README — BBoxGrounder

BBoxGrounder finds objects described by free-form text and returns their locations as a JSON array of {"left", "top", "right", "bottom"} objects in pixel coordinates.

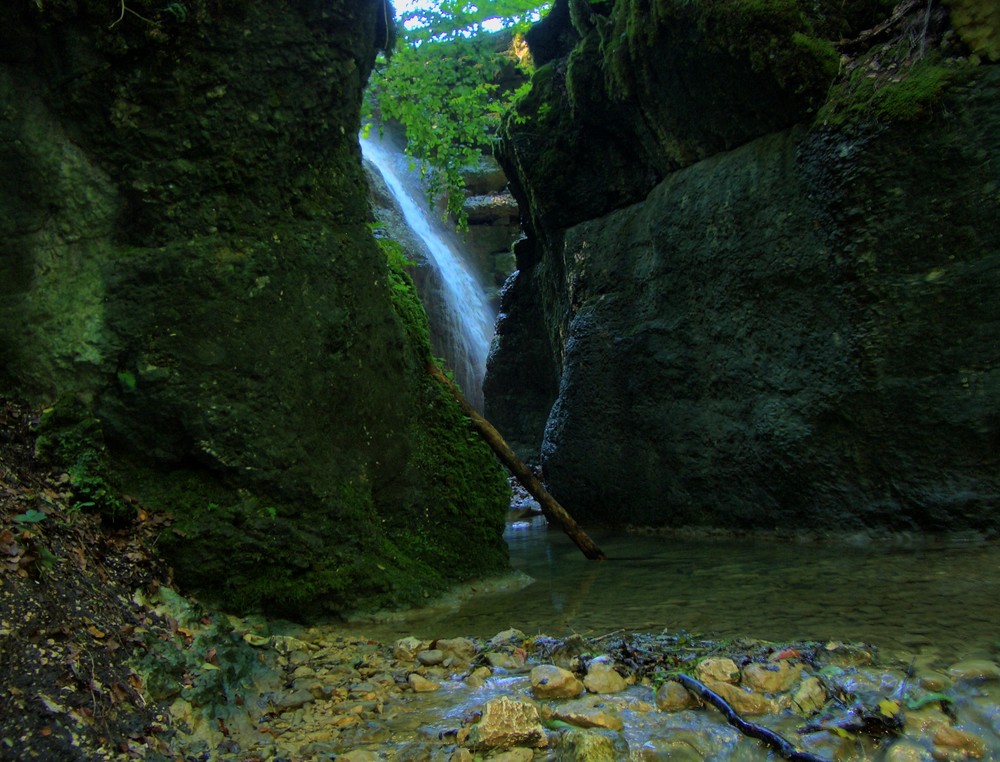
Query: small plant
[
  {"left": 33, "top": 401, "right": 136, "bottom": 525},
  {"left": 13, "top": 509, "right": 47, "bottom": 525},
  {"left": 163, "top": 2, "right": 188, "bottom": 21}
]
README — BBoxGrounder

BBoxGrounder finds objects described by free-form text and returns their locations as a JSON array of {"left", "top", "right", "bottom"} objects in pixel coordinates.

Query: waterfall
[{"left": 361, "top": 134, "right": 494, "bottom": 411}]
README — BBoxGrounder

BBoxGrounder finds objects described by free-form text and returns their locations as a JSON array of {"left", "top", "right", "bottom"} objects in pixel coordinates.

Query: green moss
[
  {"left": 817, "top": 56, "right": 970, "bottom": 128},
  {"left": 377, "top": 230, "right": 432, "bottom": 357},
  {"left": 603, "top": 0, "right": 848, "bottom": 111},
  {"left": 399, "top": 376, "right": 510, "bottom": 580},
  {"left": 789, "top": 32, "right": 841, "bottom": 86},
  {"left": 701, "top": 0, "right": 841, "bottom": 94},
  {"left": 942, "top": 0, "right": 1000, "bottom": 61},
  {"left": 380, "top": 232, "right": 510, "bottom": 588},
  {"left": 126, "top": 229, "right": 509, "bottom": 618},
  {"left": 126, "top": 462, "right": 439, "bottom": 618}
]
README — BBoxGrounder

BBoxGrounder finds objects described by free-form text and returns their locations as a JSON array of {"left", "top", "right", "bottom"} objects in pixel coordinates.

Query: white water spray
[{"left": 361, "top": 134, "right": 494, "bottom": 410}]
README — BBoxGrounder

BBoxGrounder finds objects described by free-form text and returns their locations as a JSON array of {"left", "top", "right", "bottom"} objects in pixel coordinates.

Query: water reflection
[{"left": 350, "top": 520, "right": 1000, "bottom": 661}]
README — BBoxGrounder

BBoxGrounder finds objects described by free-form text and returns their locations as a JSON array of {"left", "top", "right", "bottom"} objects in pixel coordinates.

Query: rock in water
[
  {"left": 531, "top": 665, "right": 585, "bottom": 699},
  {"left": 466, "top": 697, "right": 548, "bottom": 750}
]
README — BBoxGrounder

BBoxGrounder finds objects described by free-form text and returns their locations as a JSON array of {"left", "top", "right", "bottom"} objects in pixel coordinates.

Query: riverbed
[{"left": 161, "top": 522, "right": 1000, "bottom": 761}]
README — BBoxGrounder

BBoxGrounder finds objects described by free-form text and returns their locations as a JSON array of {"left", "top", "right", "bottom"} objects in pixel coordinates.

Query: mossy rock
[
  {"left": 817, "top": 52, "right": 974, "bottom": 129},
  {"left": 942, "top": 0, "right": 1000, "bottom": 61},
  {"left": 0, "top": 0, "right": 509, "bottom": 619},
  {"left": 92, "top": 226, "right": 509, "bottom": 618}
]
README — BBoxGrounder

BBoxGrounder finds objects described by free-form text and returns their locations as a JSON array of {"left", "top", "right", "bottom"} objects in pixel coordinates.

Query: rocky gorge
[{"left": 2, "top": 0, "right": 1000, "bottom": 759}]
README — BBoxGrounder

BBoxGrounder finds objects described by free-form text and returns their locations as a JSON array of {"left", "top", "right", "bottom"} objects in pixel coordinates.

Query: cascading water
[{"left": 361, "top": 134, "right": 494, "bottom": 410}]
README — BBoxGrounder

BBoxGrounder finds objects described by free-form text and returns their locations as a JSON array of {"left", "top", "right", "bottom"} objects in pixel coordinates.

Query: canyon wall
[
  {"left": 0, "top": 0, "right": 509, "bottom": 615},
  {"left": 487, "top": 0, "right": 1000, "bottom": 531}
]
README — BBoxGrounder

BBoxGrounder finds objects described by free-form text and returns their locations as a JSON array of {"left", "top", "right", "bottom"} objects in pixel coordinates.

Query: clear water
[
  {"left": 350, "top": 520, "right": 1000, "bottom": 662},
  {"left": 360, "top": 133, "right": 494, "bottom": 410}
]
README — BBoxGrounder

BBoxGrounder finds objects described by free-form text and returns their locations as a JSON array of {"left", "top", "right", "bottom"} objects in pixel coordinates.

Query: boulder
[{"left": 466, "top": 697, "right": 548, "bottom": 750}]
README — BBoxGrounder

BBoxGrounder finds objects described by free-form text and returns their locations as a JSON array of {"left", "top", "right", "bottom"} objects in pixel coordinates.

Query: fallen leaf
[{"left": 879, "top": 698, "right": 901, "bottom": 718}]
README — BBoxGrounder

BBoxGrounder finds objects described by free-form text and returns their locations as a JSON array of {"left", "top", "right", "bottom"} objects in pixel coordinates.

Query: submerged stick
[
  {"left": 672, "top": 673, "right": 830, "bottom": 762},
  {"left": 427, "top": 363, "right": 607, "bottom": 561}
]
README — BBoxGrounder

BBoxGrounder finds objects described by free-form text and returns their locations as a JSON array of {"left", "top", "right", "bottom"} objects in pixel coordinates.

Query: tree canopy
[{"left": 366, "top": 1, "right": 550, "bottom": 224}]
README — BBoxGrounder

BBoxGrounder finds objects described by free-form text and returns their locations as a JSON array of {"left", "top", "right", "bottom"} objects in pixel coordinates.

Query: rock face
[
  {"left": 0, "top": 0, "right": 509, "bottom": 615},
  {"left": 487, "top": 0, "right": 1000, "bottom": 530}
]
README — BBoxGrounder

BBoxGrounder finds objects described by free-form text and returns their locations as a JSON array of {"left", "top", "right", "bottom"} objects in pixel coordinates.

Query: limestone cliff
[
  {"left": 488, "top": 0, "right": 1000, "bottom": 531},
  {"left": 0, "top": 0, "right": 509, "bottom": 616}
]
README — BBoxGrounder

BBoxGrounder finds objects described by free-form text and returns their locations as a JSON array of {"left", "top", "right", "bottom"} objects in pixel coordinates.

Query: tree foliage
[{"left": 366, "top": 1, "right": 550, "bottom": 224}]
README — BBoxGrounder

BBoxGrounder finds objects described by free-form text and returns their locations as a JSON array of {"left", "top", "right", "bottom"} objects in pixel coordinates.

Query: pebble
[
  {"left": 885, "top": 739, "right": 935, "bottom": 761},
  {"left": 407, "top": 673, "right": 441, "bottom": 692},
  {"left": 790, "top": 676, "right": 826, "bottom": 714},
  {"left": 696, "top": 657, "right": 740, "bottom": 684},
  {"left": 393, "top": 636, "right": 427, "bottom": 660},
  {"left": 417, "top": 648, "right": 445, "bottom": 666},
  {"left": 742, "top": 660, "right": 803, "bottom": 693},
  {"left": 437, "top": 637, "right": 477, "bottom": 664},
  {"left": 547, "top": 696, "right": 624, "bottom": 731},
  {"left": 489, "top": 748, "right": 535, "bottom": 762},
  {"left": 336, "top": 751, "right": 381, "bottom": 762},
  {"left": 271, "top": 689, "right": 314, "bottom": 710},
  {"left": 556, "top": 727, "right": 628, "bottom": 762},
  {"left": 160, "top": 626, "right": 1000, "bottom": 762},
  {"left": 946, "top": 660, "right": 1000, "bottom": 684},
  {"left": 654, "top": 680, "right": 699, "bottom": 712},
  {"left": 583, "top": 657, "right": 627, "bottom": 694},
  {"left": 932, "top": 724, "right": 988, "bottom": 760},
  {"left": 702, "top": 680, "right": 777, "bottom": 715},
  {"left": 466, "top": 696, "right": 548, "bottom": 750},
  {"left": 487, "top": 651, "right": 524, "bottom": 670},
  {"left": 634, "top": 738, "right": 702, "bottom": 761}
]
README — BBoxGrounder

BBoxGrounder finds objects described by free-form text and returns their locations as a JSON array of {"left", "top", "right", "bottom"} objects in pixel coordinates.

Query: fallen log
[
  {"left": 427, "top": 363, "right": 607, "bottom": 561},
  {"left": 672, "top": 673, "right": 830, "bottom": 762}
]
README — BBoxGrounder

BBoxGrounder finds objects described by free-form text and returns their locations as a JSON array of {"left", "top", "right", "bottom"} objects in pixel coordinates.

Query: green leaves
[
  {"left": 13, "top": 509, "right": 47, "bottom": 524},
  {"left": 399, "top": 0, "right": 547, "bottom": 42},
  {"left": 367, "top": 1, "right": 549, "bottom": 225}
]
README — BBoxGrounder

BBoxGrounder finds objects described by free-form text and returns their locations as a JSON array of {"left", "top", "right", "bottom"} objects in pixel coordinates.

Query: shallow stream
[
  {"left": 166, "top": 523, "right": 1000, "bottom": 761},
  {"left": 347, "top": 521, "right": 1000, "bottom": 661}
]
